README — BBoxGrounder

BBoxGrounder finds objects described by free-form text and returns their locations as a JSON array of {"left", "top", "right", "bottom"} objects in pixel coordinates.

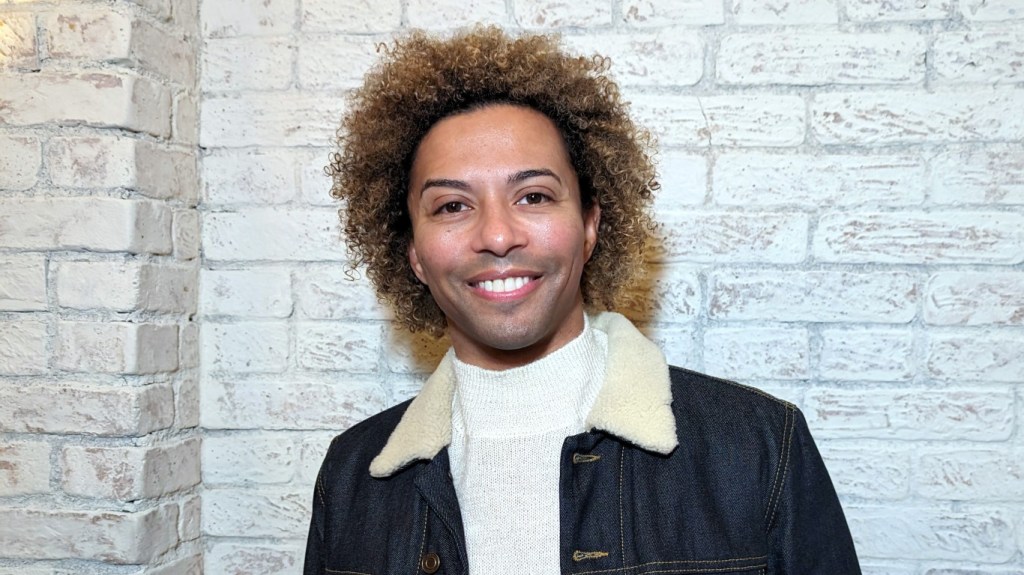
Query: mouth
[{"left": 470, "top": 276, "right": 535, "bottom": 293}]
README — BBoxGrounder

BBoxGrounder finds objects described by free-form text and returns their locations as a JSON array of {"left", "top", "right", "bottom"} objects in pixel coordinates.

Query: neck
[{"left": 449, "top": 306, "right": 587, "bottom": 370}]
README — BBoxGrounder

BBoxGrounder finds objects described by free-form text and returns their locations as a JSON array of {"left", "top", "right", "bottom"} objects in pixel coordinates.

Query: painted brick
[
  {"left": 0, "top": 253, "right": 46, "bottom": 311},
  {"left": 302, "top": 0, "right": 401, "bottom": 32},
  {"left": 174, "top": 90, "right": 200, "bottom": 146},
  {"left": 632, "top": 94, "right": 805, "bottom": 147},
  {"left": 714, "top": 153, "right": 925, "bottom": 207},
  {"left": 174, "top": 208, "right": 201, "bottom": 260},
  {"left": 203, "top": 209, "right": 346, "bottom": 261},
  {"left": 202, "top": 433, "right": 296, "bottom": 484},
  {"left": 922, "top": 568, "right": 1024, "bottom": 575},
  {"left": 0, "top": 503, "right": 178, "bottom": 563},
  {"left": 203, "top": 37, "right": 293, "bottom": 92},
  {"left": 55, "top": 322, "right": 178, "bottom": 374},
  {"left": 654, "top": 151, "right": 706, "bottom": 210},
  {"left": 813, "top": 90, "right": 1024, "bottom": 144},
  {"left": 48, "top": 137, "right": 197, "bottom": 200},
  {"left": 927, "top": 331, "right": 1024, "bottom": 383},
  {"left": 719, "top": 33, "right": 924, "bottom": 85},
  {"left": 383, "top": 327, "right": 451, "bottom": 374},
  {"left": 61, "top": 438, "right": 201, "bottom": 500},
  {"left": 0, "top": 442, "right": 51, "bottom": 496},
  {"left": 203, "top": 149, "right": 297, "bottom": 205},
  {"left": 0, "top": 13, "right": 37, "bottom": 69},
  {"left": 0, "top": 72, "right": 171, "bottom": 137},
  {"left": 298, "top": 431, "right": 336, "bottom": 485},
  {"left": 819, "top": 328, "right": 915, "bottom": 381},
  {"left": 565, "top": 32, "right": 703, "bottom": 86},
  {"left": 201, "top": 0, "right": 295, "bottom": 37},
  {"left": 43, "top": 9, "right": 132, "bottom": 60},
  {"left": 298, "top": 36, "right": 388, "bottom": 90},
  {"left": 845, "top": 0, "right": 951, "bottom": 21},
  {"left": 0, "top": 383, "right": 174, "bottom": 435},
  {"left": 961, "top": 0, "right": 1024, "bottom": 21},
  {"left": 296, "top": 322, "right": 382, "bottom": 372},
  {"left": 617, "top": 264, "right": 700, "bottom": 324},
  {"left": 514, "top": 0, "right": 612, "bottom": 28},
  {"left": 299, "top": 147, "right": 335, "bottom": 206},
  {"left": 0, "top": 320, "right": 47, "bottom": 375},
  {"left": 176, "top": 375, "right": 200, "bottom": 429},
  {"left": 131, "top": 19, "right": 195, "bottom": 86},
  {"left": 134, "top": 142, "right": 198, "bottom": 201},
  {"left": 925, "top": 272, "right": 1024, "bottom": 325},
  {"left": 846, "top": 504, "right": 1016, "bottom": 561},
  {"left": 814, "top": 211, "right": 1024, "bottom": 264},
  {"left": 917, "top": 449, "right": 1024, "bottom": 500},
  {"left": 56, "top": 261, "right": 196, "bottom": 313},
  {"left": 201, "top": 93, "right": 344, "bottom": 147},
  {"left": 202, "top": 487, "right": 307, "bottom": 537},
  {"left": 0, "top": 198, "right": 172, "bottom": 254},
  {"left": 709, "top": 270, "right": 918, "bottom": 323},
  {"left": 621, "top": 0, "right": 725, "bottom": 25},
  {"left": 804, "top": 388, "right": 1014, "bottom": 440},
  {"left": 145, "top": 554, "right": 202, "bottom": 575},
  {"left": 201, "top": 322, "right": 289, "bottom": 374},
  {"left": 935, "top": 29, "right": 1024, "bottom": 84},
  {"left": 201, "top": 379, "right": 389, "bottom": 430},
  {"left": 200, "top": 268, "right": 292, "bottom": 318},
  {"left": 295, "top": 266, "right": 391, "bottom": 321},
  {"left": 861, "top": 564, "right": 917, "bottom": 575},
  {"left": 131, "top": 0, "right": 172, "bottom": 20},
  {"left": 704, "top": 327, "right": 809, "bottom": 380},
  {"left": 650, "top": 212, "right": 807, "bottom": 263},
  {"left": 0, "top": 135, "right": 40, "bottom": 190},
  {"left": 391, "top": 374, "right": 428, "bottom": 404},
  {"left": 179, "top": 494, "right": 201, "bottom": 542},
  {"left": 817, "top": 442, "right": 911, "bottom": 500},
  {"left": 729, "top": 0, "right": 837, "bottom": 24},
  {"left": 407, "top": 0, "right": 507, "bottom": 28},
  {"left": 639, "top": 324, "right": 700, "bottom": 370},
  {"left": 930, "top": 145, "right": 1024, "bottom": 205},
  {"left": 205, "top": 541, "right": 302, "bottom": 575}
]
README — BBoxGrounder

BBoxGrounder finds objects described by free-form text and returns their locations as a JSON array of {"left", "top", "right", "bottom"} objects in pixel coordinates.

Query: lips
[{"left": 473, "top": 276, "right": 533, "bottom": 293}]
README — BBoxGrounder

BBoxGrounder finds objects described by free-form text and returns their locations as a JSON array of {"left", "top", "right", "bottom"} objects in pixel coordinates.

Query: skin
[{"left": 406, "top": 104, "right": 601, "bottom": 370}]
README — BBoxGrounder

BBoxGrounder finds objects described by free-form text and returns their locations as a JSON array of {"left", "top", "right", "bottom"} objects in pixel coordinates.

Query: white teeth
[{"left": 477, "top": 277, "right": 531, "bottom": 293}]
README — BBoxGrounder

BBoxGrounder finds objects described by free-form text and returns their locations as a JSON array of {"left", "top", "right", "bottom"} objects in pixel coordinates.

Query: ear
[
  {"left": 583, "top": 203, "right": 601, "bottom": 262},
  {"left": 408, "top": 240, "right": 427, "bottom": 285}
]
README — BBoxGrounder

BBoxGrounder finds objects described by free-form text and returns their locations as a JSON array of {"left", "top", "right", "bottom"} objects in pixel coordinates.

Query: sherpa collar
[{"left": 368, "top": 311, "right": 677, "bottom": 478}]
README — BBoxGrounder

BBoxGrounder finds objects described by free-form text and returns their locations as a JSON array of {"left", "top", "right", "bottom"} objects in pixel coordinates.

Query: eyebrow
[{"left": 419, "top": 169, "right": 561, "bottom": 195}]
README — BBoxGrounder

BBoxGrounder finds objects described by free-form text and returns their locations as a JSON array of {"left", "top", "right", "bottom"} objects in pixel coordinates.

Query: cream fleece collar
[{"left": 368, "top": 311, "right": 678, "bottom": 478}]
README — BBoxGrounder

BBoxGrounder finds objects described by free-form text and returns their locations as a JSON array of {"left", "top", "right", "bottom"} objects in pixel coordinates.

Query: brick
[
  {"left": 203, "top": 37, "right": 293, "bottom": 91},
  {"left": 638, "top": 324, "right": 700, "bottom": 370},
  {"left": 201, "top": 0, "right": 296, "bottom": 37},
  {"left": 818, "top": 442, "right": 911, "bottom": 500},
  {"left": 714, "top": 153, "right": 925, "bottom": 207},
  {"left": 0, "top": 442, "right": 51, "bottom": 496},
  {"left": 0, "top": 13, "right": 37, "bottom": 69},
  {"left": 61, "top": 438, "right": 200, "bottom": 500},
  {"left": 845, "top": 0, "right": 951, "bottom": 21},
  {"left": 297, "top": 36, "right": 386, "bottom": 90},
  {"left": 407, "top": 0, "right": 507, "bottom": 28},
  {"left": 176, "top": 375, "right": 200, "bottom": 429},
  {"left": 813, "top": 90, "right": 1024, "bottom": 144},
  {"left": 171, "top": 0, "right": 199, "bottom": 37},
  {"left": 709, "top": 270, "right": 917, "bottom": 323},
  {"left": 565, "top": 32, "right": 703, "bottom": 87},
  {"left": 861, "top": 564, "right": 916, "bottom": 575},
  {"left": 299, "top": 148, "right": 335, "bottom": 206},
  {"left": 917, "top": 449, "right": 1024, "bottom": 500},
  {"left": 145, "top": 554, "right": 202, "bottom": 575},
  {"left": 654, "top": 151, "right": 706, "bottom": 210},
  {"left": 391, "top": 374, "right": 428, "bottom": 404},
  {"left": 813, "top": 211, "right": 1024, "bottom": 264},
  {"left": 383, "top": 327, "right": 452, "bottom": 374},
  {"left": 962, "top": 0, "right": 1024, "bottom": 21},
  {"left": 729, "top": 0, "right": 837, "bottom": 24},
  {"left": 0, "top": 198, "right": 172, "bottom": 254},
  {"left": 43, "top": 9, "right": 131, "bottom": 60},
  {"left": 56, "top": 261, "right": 196, "bottom": 313},
  {"left": 201, "top": 379, "right": 388, "bottom": 430},
  {"left": 923, "top": 568, "right": 1024, "bottom": 575},
  {"left": 927, "top": 331, "right": 1024, "bottom": 383},
  {"left": 55, "top": 322, "right": 179, "bottom": 374},
  {"left": 650, "top": 212, "right": 807, "bottom": 263},
  {"left": 0, "top": 503, "right": 178, "bottom": 563},
  {"left": 621, "top": 0, "right": 725, "bottom": 25},
  {"left": 302, "top": 0, "right": 400, "bottom": 32},
  {"left": 297, "top": 322, "right": 382, "bottom": 373},
  {"left": 515, "top": 0, "right": 612, "bottom": 28},
  {"left": 203, "top": 209, "right": 347, "bottom": 261},
  {"left": 0, "top": 253, "right": 46, "bottom": 311},
  {"left": 201, "top": 322, "right": 288, "bottom": 374},
  {"left": 205, "top": 541, "right": 302, "bottom": 575},
  {"left": 179, "top": 494, "right": 201, "bottom": 542},
  {"left": 704, "top": 327, "right": 809, "bottom": 380},
  {"left": 200, "top": 268, "right": 292, "bottom": 317},
  {"left": 202, "top": 434, "right": 296, "bottom": 484},
  {"left": 631, "top": 94, "right": 805, "bottom": 147},
  {"left": 131, "top": 0, "right": 172, "bottom": 20},
  {"left": 925, "top": 272, "right": 1024, "bottom": 325},
  {"left": 0, "top": 320, "right": 47, "bottom": 375},
  {"left": 297, "top": 431, "right": 336, "bottom": 485},
  {"left": 0, "top": 135, "right": 40, "bottom": 190},
  {"left": 0, "top": 383, "right": 174, "bottom": 435},
  {"left": 200, "top": 93, "right": 344, "bottom": 147},
  {"left": 296, "top": 266, "right": 390, "bottom": 320},
  {"left": 173, "top": 90, "right": 199, "bottom": 146},
  {"left": 203, "top": 149, "right": 297, "bottom": 205},
  {"left": 934, "top": 29, "right": 1024, "bottom": 84},
  {"left": 846, "top": 504, "right": 1016, "bottom": 561},
  {"left": 718, "top": 33, "right": 924, "bottom": 85},
  {"left": 173, "top": 208, "right": 200, "bottom": 260},
  {"left": 930, "top": 145, "right": 1024, "bottom": 205},
  {"left": 617, "top": 264, "right": 700, "bottom": 324},
  {"left": 804, "top": 388, "right": 1014, "bottom": 440},
  {"left": 130, "top": 19, "right": 195, "bottom": 85},
  {"left": 819, "top": 328, "right": 915, "bottom": 381},
  {"left": 202, "top": 487, "right": 307, "bottom": 537}
]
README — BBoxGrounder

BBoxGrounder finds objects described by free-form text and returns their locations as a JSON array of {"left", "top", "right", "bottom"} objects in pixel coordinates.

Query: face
[{"left": 407, "top": 105, "right": 600, "bottom": 370}]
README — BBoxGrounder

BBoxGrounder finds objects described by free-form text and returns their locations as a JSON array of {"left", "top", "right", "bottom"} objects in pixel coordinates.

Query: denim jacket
[{"left": 304, "top": 312, "right": 861, "bottom": 574}]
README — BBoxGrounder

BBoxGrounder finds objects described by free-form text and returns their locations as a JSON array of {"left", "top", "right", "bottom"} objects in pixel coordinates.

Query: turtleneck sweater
[{"left": 448, "top": 317, "right": 608, "bottom": 574}]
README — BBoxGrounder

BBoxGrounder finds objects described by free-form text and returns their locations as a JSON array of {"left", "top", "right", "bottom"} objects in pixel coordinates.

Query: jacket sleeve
[
  {"left": 303, "top": 467, "right": 327, "bottom": 575},
  {"left": 766, "top": 406, "right": 861, "bottom": 574}
]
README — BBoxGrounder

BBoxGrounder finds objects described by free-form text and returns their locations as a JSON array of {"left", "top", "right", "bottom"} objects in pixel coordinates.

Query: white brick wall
[{"left": 1, "top": 0, "right": 1021, "bottom": 573}]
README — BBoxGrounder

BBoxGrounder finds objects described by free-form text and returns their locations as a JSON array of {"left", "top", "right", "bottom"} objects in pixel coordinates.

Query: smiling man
[{"left": 304, "top": 27, "right": 860, "bottom": 575}]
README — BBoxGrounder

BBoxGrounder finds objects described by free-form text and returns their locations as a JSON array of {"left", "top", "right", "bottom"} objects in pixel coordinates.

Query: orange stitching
[{"left": 574, "top": 550, "right": 610, "bottom": 561}]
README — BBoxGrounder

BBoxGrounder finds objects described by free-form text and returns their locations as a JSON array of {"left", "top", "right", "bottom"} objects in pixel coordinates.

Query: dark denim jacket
[{"left": 305, "top": 313, "right": 860, "bottom": 575}]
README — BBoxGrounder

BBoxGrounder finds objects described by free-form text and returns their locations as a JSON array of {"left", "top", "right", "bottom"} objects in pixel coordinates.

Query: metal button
[{"left": 420, "top": 552, "right": 440, "bottom": 574}]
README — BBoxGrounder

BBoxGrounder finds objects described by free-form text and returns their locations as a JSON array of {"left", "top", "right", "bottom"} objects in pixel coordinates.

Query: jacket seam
[
  {"left": 763, "top": 405, "right": 795, "bottom": 532},
  {"left": 618, "top": 443, "right": 626, "bottom": 567},
  {"left": 671, "top": 366, "right": 795, "bottom": 410},
  {"left": 573, "top": 555, "right": 768, "bottom": 575},
  {"left": 415, "top": 505, "right": 429, "bottom": 575}
]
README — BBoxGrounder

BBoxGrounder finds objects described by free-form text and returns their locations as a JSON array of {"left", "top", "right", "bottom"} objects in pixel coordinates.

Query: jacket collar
[{"left": 369, "top": 311, "right": 678, "bottom": 477}]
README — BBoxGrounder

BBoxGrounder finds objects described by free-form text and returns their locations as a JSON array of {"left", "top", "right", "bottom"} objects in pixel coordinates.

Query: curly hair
[{"left": 329, "top": 26, "right": 659, "bottom": 336}]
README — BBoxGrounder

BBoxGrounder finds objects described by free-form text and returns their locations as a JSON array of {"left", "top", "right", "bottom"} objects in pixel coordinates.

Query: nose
[{"left": 470, "top": 199, "right": 525, "bottom": 257}]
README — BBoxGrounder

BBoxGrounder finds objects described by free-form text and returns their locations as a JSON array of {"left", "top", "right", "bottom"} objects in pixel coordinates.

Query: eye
[
  {"left": 435, "top": 201, "right": 467, "bottom": 214},
  {"left": 516, "top": 192, "right": 549, "bottom": 205}
]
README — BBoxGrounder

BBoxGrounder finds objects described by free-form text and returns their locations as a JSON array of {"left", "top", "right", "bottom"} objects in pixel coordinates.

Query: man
[{"left": 305, "top": 27, "right": 860, "bottom": 574}]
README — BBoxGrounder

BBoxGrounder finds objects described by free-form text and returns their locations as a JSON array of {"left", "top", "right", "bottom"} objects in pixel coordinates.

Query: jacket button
[{"left": 420, "top": 552, "right": 440, "bottom": 574}]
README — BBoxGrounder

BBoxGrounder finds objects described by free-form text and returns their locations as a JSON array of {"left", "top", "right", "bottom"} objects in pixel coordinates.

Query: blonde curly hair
[{"left": 329, "top": 26, "right": 659, "bottom": 336}]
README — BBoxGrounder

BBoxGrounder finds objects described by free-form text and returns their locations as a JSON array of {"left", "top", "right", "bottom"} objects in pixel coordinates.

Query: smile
[{"left": 473, "top": 276, "right": 534, "bottom": 293}]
